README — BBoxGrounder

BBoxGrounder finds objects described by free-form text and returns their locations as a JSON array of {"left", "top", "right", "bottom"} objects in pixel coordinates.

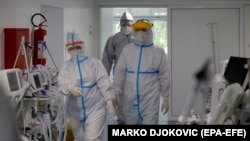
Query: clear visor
[{"left": 120, "top": 20, "right": 133, "bottom": 26}]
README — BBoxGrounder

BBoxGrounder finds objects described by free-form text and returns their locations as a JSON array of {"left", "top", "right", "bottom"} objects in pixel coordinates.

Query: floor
[{"left": 103, "top": 97, "right": 169, "bottom": 141}]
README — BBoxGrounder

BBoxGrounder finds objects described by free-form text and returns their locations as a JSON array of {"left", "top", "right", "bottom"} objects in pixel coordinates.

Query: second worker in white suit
[
  {"left": 114, "top": 19, "right": 170, "bottom": 124},
  {"left": 58, "top": 37, "right": 116, "bottom": 141}
]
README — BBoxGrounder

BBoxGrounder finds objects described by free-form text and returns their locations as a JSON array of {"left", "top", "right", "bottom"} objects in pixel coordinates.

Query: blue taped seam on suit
[{"left": 76, "top": 56, "right": 96, "bottom": 131}]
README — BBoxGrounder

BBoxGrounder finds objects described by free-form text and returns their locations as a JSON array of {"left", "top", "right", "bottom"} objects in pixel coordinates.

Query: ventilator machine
[
  {"left": 178, "top": 56, "right": 250, "bottom": 125},
  {"left": 0, "top": 13, "right": 67, "bottom": 141}
]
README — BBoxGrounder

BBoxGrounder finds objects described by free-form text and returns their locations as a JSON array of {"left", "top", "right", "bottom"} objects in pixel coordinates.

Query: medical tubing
[
  {"left": 38, "top": 115, "right": 50, "bottom": 141},
  {"left": 55, "top": 91, "right": 67, "bottom": 128},
  {"left": 43, "top": 43, "right": 58, "bottom": 71},
  {"left": 44, "top": 113, "right": 53, "bottom": 141},
  {"left": 46, "top": 89, "right": 67, "bottom": 141},
  {"left": 48, "top": 97, "right": 59, "bottom": 125},
  {"left": 22, "top": 104, "right": 32, "bottom": 138},
  {"left": 38, "top": 116, "right": 46, "bottom": 141},
  {"left": 46, "top": 114, "right": 52, "bottom": 141},
  {"left": 49, "top": 99, "right": 56, "bottom": 119},
  {"left": 54, "top": 103, "right": 64, "bottom": 140},
  {"left": 55, "top": 94, "right": 67, "bottom": 141},
  {"left": 44, "top": 91, "right": 56, "bottom": 122},
  {"left": 61, "top": 100, "right": 68, "bottom": 141},
  {"left": 11, "top": 84, "right": 27, "bottom": 107},
  {"left": 16, "top": 98, "right": 24, "bottom": 118},
  {"left": 180, "top": 83, "right": 201, "bottom": 122},
  {"left": 57, "top": 105, "right": 67, "bottom": 141}
]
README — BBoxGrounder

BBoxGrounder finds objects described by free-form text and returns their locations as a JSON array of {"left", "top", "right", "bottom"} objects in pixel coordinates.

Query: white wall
[
  {"left": 100, "top": 8, "right": 113, "bottom": 58},
  {"left": 0, "top": 0, "right": 38, "bottom": 69},
  {"left": 98, "top": 0, "right": 250, "bottom": 6},
  {"left": 1, "top": 0, "right": 250, "bottom": 70},
  {"left": 0, "top": 0, "right": 97, "bottom": 69},
  {"left": 169, "top": 7, "right": 242, "bottom": 121},
  {"left": 41, "top": 5, "right": 64, "bottom": 70}
]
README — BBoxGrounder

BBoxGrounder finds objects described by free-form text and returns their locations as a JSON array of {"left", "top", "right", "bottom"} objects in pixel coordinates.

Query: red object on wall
[
  {"left": 4, "top": 28, "right": 30, "bottom": 69},
  {"left": 33, "top": 26, "right": 47, "bottom": 65}
]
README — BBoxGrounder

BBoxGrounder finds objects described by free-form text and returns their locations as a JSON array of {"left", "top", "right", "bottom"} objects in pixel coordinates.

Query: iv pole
[
  {"left": 207, "top": 22, "right": 218, "bottom": 74},
  {"left": 13, "top": 36, "right": 32, "bottom": 74}
]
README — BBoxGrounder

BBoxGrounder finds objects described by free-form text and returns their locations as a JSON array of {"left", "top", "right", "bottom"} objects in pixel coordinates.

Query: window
[
  {"left": 112, "top": 8, "right": 168, "bottom": 54},
  {"left": 100, "top": 7, "right": 168, "bottom": 125},
  {"left": 100, "top": 7, "right": 167, "bottom": 57}
]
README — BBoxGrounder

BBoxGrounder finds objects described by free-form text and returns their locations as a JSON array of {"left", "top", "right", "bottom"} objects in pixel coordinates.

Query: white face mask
[
  {"left": 134, "top": 31, "right": 147, "bottom": 43},
  {"left": 69, "top": 46, "right": 84, "bottom": 59},
  {"left": 121, "top": 26, "right": 132, "bottom": 35}
]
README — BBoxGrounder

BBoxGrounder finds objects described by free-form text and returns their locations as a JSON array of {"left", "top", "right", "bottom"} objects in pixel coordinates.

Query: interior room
[{"left": 1, "top": 0, "right": 250, "bottom": 140}]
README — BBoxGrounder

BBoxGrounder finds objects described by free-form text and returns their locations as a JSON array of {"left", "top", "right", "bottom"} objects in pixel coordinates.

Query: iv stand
[
  {"left": 13, "top": 36, "right": 33, "bottom": 74},
  {"left": 207, "top": 22, "right": 218, "bottom": 74},
  {"left": 42, "top": 41, "right": 58, "bottom": 71}
]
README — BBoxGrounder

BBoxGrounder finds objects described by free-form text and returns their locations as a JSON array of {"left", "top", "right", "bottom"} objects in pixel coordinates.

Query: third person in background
[{"left": 102, "top": 11, "right": 134, "bottom": 125}]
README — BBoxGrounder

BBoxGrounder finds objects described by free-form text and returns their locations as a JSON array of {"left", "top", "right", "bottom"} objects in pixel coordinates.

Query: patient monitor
[
  {"left": 208, "top": 56, "right": 250, "bottom": 124},
  {"left": 28, "top": 72, "right": 44, "bottom": 93},
  {"left": 223, "top": 56, "right": 249, "bottom": 91},
  {"left": 0, "top": 68, "right": 24, "bottom": 96},
  {"left": 0, "top": 68, "right": 30, "bottom": 104}
]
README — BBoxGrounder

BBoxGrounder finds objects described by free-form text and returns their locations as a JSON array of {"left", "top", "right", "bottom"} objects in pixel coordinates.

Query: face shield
[
  {"left": 120, "top": 20, "right": 133, "bottom": 26},
  {"left": 132, "top": 19, "right": 153, "bottom": 30},
  {"left": 120, "top": 12, "right": 134, "bottom": 35},
  {"left": 132, "top": 19, "right": 153, "bottom": 44},
  {"left": 66, "top": 40, "right": 85, "bottom": 59}
]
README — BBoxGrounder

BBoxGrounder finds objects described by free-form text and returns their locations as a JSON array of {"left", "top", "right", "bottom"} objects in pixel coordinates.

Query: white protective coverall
[
  {"left": 114, "top": 27, "right": 171, "bottom": 125},
  {"left": 58, "top": 41, "right": 115, "bottom": 140},
  {"left": 102, "top": 11, "right": 134, "bottom": 125}
]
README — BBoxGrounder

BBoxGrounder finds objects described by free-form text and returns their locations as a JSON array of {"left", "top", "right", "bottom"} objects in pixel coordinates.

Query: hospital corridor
[{"left": 1, "top": 0, "right": 250, "bottom": 141}]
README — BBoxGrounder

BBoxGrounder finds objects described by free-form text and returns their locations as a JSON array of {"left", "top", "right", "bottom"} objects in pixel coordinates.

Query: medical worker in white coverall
[
  {"left": 58, "top": 35, "right": 116, "bottom": 141},
  {"left": 102, "top": 11, "right": 134, "bottom": 125},
  {"left": 113, "top": 19, "right": 170, "bottom": 124}
]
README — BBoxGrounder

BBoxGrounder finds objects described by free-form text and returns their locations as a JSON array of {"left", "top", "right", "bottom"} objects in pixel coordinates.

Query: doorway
[
  {"left": 100, "top": 7, "right": 168, "bottom": 125},
  {"left": 100, "top": 7, "right": 168, "bottom": 57}
]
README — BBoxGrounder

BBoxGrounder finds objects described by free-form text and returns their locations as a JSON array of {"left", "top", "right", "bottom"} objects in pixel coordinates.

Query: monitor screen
[
  {"left": 223, "top": 56, "right": 249, "bottom": 90},
  {"left": 39, "top": 73, "right": 46, "bottom": 85},
  {"left": 33, "top": 74, "right": 41, "bottom": 89},
  {"left": 7, "top": 72, "right": 19, "bottom": 92}
]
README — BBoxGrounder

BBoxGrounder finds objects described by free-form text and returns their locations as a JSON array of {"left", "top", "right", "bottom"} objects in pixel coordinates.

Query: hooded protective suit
[
  {"left": 58, "top": 39, "right": 115, "bottom": 140},
  {"left": 102, "top": 11, "right": 134, "bottom": 75},
  {"left": 114, "top": 21, "right": 171, "bottom": 124},
  {"left": 102, "top": 11, "right": 134, "bottom": 125}
]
